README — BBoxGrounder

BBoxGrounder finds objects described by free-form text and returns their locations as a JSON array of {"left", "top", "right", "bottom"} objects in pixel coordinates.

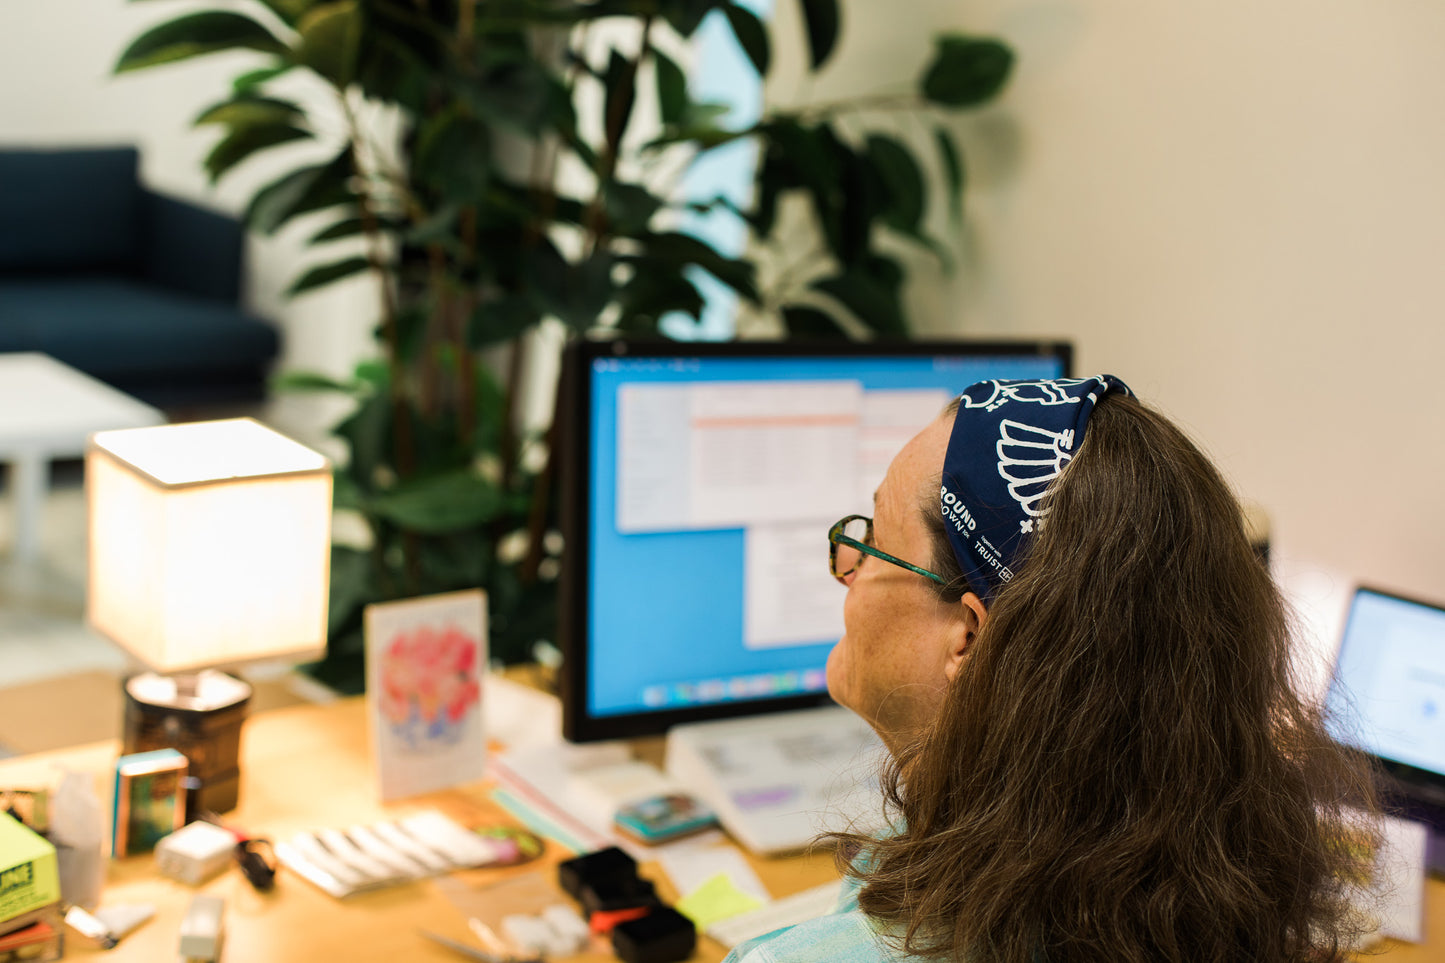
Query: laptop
[{"left": 1323, "top": 585, "right": 1445, "bottom": 875}]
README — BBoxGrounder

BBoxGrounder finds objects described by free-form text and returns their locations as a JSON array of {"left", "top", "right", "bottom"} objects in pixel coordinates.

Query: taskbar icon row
[{"left": 641, "top": 669, "right": 828, "bottom": 709}]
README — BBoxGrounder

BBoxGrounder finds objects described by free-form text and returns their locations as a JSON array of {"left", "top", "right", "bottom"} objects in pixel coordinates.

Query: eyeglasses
[{"left": 827, "top": 514, "right": 947, "bottom": 586}]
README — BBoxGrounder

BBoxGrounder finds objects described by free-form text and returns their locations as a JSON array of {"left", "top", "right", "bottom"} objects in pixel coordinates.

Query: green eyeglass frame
[{"left": 827, "top": 514, "right": 947, "bottom": 585}]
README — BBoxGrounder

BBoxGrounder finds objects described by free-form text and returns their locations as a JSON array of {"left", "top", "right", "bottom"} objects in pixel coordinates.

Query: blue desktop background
[{"left": 585, "top": 353, "right": 1067, "bottom": 717}]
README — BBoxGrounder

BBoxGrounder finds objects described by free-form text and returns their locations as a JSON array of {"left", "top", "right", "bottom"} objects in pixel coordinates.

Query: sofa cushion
[
  {"left": 0, "top": 277, "right": 278, "bottom": 381},
  {"left": 0, "top": 147, "right": 142, "bottom": 274}
]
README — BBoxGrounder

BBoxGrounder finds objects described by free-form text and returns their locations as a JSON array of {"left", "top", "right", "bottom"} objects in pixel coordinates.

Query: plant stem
[
  {"left": 791, "top": 92, "right": 923, "bottom": 122},
  {"left": 582, "top": 16, "right": 653, "bottom": 253},
  {"left": 340, "top": 92, "right": 415, "bottom": 482},
  {"left": 521, "top": 395, "right": 558, "bottom": 583}
]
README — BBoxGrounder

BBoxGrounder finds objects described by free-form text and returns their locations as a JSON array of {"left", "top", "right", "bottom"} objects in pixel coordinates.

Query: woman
[{"left": 726, "top": 376, "right": 1375, "bottom": 963}]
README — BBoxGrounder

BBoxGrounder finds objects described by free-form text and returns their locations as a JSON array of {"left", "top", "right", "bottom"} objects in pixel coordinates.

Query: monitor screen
[
  {"left": 1325, "top": 586, "right": 1445, "bottom": 785},
  {"left": 557, "top": 339, "right": 1073, "bottom": 741}
]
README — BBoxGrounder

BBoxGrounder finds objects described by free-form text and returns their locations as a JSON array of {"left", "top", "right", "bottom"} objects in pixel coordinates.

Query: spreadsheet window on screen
[{"left": 582, "top": 350, "right": 1069, "bottom": 722}]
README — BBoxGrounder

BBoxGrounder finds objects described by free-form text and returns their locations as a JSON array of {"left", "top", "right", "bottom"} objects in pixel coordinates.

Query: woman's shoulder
[{"left": 721, "top": 907, "right": 907, "bottom": 963}]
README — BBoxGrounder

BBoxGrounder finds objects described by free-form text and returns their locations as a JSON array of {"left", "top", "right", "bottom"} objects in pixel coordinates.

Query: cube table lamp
[{"left": 87, "top": 418, "right": 332, "bottom": 816}]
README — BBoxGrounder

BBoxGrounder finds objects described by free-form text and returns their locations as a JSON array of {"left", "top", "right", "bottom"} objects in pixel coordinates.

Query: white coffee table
[{"left": 0, "top": 353, "right": 165, "bottom": 562}]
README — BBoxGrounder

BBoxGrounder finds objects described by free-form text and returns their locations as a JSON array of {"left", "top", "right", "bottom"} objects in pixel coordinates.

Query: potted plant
[{"left": 115, "top": 0, "right": 1012, "bottom": 688}]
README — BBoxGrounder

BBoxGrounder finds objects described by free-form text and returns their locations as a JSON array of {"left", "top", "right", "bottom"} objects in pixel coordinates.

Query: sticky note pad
[{"left": 675, "top": 872, "right": 765, "bottom": 930}]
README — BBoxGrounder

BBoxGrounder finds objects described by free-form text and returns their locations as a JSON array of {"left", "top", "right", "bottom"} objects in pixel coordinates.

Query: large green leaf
[
  {"left": 526, "top": 248, "right": 617, "bottom": 331},
  {"left": 934, "top": 126, "right": 965, "bottom": 220},
  {"left": 232, "top": 64, "right": 295, "bottom": 93},
  {"left": 356, "top": 28, "right": 434, "bottom": 110},
  {"left": 752, "top": 146, "right": 785, "bottom": 237},
  {"left": 812, "top": 255, "right": 907, "bottom": 335},
  {"left": 654, "top": 50, "right": 688, "bottom": 127},
  {"left": 921, "top": 35, "right": 1014, "bottom": 108},
  {"left": 330, "top": 467, "right": 364, "bottom": 511},
  {"left": 271, "top": 369, "right": 358, "bottom": 394},
  {"left": 204, "top": 123, "right": 311, "bottom": 182},
  {"left": 333, "top": 382, "right": 391, "bottom": 495},
  {"left": 389, "top": 304, "right": 431, "bottom": 365},
  {"left": 415, "top": 533, "right": 489, "bottom": 593},
  {"left": 368, "top": 470, "right": 505, "bottom": 533},
  {"left": 414, "top": 109, "right": 491, "bottom": 204},
  {"left": 765, "top": 121, "right": 855, "bottom": 265},
  {"left": 256, "top": 0, "right": 319, "bottom": 27},
  {"left": 617, "top": 268, "right": 705, "bottom": 326},
  {"left": 722, "top": 3, "right": 770, "bottom": 77},
  {"left": 310, "top": 216, "right": 388, "bottom": 243},
  {"left": 115, "top": 12, "right": 287, "bottom": 73},
  {"left": 834, "top": 135, "right": 873, "bottom": 266},
  {"left": 864, "top": 133, "right": 925, "bottom": 234},
  {"left": 194, "top": 95, "right": 302, "bottom": 128},
  {"left": 286, "top": 255, "right": 374, "bottom": 296},
  {"left": 634, "top": 231, "right": 759, "bottom": 303},
  {"left": 781, "top": 304, "right": 850, "bottom": 339},
  {"left": 245, "top": 150, "right": 355, "bottom": 234},
  {"left": 467, "top": 295, "right": 543, "bottom": 350},
  {"left": 326, "top": 545, "right": 374, "bottom": 638},
  {"left": 658, "top": 0, "right": 720, "bottom": 37},
  {"left": 296, "top": 0, "right": 363, "bottom": 86},
  {"left": 604, "top": 182, "right": 664, "bottom": 236},
  {"left": 759, "top": 120, "right": 846, "bottom": 251},
  {"left": 797, "top": 0, "right": 840, "bottom": 70},
  {"left": 602, "top": 50, "right": 638, "bottom": 157},
  {"left": 467, "top": 48, "right": 573, "bottom": 137}
]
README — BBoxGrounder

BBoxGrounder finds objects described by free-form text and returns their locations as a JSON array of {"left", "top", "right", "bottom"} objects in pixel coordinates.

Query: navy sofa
[{"left": 0, "top": 147, "right": 280, "bottom": 407}]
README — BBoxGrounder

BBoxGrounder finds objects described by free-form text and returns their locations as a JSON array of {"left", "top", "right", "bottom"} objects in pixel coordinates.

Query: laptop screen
[{"left": 1324, "top": 586, "right": 1445, "bottom": 780}]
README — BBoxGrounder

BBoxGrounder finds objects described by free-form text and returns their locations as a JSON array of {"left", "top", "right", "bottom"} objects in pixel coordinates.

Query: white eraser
[
  {"left": 541, "top": 903, "right": 591, "bottom": 952},
  {"left": 178, "top": 894, "right": 225, "bottom": 961},
  {"left": 93, "top": 902, "right": 155, "bottom": 939},
  {"left": 501, "top": 913, "right": 553, "bottom": 955}
]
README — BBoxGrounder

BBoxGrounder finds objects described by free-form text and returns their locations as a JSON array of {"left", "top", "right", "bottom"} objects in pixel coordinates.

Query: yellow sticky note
[{"left": 675, "top": 871, "right": 766, "bottom": 930}]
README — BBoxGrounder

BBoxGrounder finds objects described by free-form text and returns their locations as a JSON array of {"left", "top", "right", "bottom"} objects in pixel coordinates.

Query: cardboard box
[{"left": 0, "top": 812, "right": 59, "bottom": 932}]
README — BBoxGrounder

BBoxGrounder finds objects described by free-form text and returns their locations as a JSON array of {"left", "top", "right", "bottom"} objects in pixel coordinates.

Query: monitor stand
[{"left": 664, "top": 705, "right": 888, "bottom": 856}]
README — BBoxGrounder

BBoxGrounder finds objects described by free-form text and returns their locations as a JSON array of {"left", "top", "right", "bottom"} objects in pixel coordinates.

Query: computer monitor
[{"left": 557, "top": 338, "right": 1073, "bottom": 742}]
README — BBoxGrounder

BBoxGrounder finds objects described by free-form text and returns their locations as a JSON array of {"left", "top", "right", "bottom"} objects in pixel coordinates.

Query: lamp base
[{"left": 122, "top": 670, "right": 251, "bottom": 821}]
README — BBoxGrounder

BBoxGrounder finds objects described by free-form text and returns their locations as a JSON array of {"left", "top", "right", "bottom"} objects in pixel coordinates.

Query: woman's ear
[{"left": 943, "top": 593, "right": 988, "bottom": 682}]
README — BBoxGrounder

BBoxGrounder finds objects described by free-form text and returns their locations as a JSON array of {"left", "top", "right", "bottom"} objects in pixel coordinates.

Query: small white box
[{"left": 156, "top": 821, "right": 235, "bottom": 886}]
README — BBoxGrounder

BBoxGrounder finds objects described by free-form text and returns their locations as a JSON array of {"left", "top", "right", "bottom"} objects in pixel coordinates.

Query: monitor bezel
[
  {"left": 1327, "top": 584, "right": 1445, "bottom": 797},
  {"left": 557, "top": 337, "right": 1074, "bottom": 743}
]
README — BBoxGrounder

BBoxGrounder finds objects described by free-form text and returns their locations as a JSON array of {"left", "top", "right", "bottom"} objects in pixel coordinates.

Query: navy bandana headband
[{"left": 940, "top": 375, "right": 1132, "bottom": 604}]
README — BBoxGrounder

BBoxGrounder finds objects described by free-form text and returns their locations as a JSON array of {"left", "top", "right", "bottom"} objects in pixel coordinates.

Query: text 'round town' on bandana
[{"left": 940, "top": 375, "right": 1132, "bottom": 605}]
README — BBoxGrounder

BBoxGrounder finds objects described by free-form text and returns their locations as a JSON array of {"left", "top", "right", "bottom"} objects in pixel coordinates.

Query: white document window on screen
[
  {"left": 616, "top": 380, "right": 861, "bottom": 534},
  {"left": 743, "top": 521, "right": 845, "bottom": 649}
]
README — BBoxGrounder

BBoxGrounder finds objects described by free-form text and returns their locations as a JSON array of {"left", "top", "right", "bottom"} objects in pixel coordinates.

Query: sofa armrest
[{"left": 141, "top": 189, "right": 244, "bottom": 302}]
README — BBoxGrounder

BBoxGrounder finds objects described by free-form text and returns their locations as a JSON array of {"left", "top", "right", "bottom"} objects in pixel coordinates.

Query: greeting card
[{"left": 365, "top": 589, "right": 488, "bottom": 801}]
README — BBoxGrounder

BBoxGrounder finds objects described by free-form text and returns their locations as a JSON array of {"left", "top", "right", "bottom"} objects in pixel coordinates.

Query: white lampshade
[{"left": 86, "top": 418, "right": 333, "bottom": 674}]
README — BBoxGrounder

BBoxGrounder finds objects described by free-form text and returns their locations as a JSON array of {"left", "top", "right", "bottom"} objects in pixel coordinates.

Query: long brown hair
[{"left": 836, "top": 393, "right": 1376, "bottom": 962}]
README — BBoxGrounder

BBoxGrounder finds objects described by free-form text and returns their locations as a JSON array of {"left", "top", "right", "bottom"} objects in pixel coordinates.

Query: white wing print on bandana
[
  {"left": 996, "top": 419, "right": 1075, "bottom": 532},
  {"left": 962, "top": 378, "right": 1094, "bottom": 412}
]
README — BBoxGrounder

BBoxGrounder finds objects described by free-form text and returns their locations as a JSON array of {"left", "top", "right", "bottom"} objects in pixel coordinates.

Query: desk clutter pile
[{"left": 0, "top": 757, "right": 707, "bottom": 963}]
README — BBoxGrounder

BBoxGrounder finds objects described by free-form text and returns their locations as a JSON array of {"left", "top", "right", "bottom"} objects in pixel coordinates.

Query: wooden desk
[
  {"left": 0, "top": 697, "right": 1437, "bottom": 961},
  {"left": 0, "top": 698, "right": 834, "bottom": 961}
]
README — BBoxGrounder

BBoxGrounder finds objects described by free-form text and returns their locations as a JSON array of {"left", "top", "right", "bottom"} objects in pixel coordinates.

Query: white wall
[
  {"left": 765, "top": 0, "right": 1445, "bottom": 686},
  {"left": 6, "top": 2, "right": 1445, "bottom": 682}
]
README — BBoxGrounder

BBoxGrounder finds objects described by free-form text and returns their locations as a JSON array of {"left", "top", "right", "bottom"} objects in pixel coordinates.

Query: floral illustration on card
[{"left": 378, "top": 623, "right": 482, "bottom": 751}]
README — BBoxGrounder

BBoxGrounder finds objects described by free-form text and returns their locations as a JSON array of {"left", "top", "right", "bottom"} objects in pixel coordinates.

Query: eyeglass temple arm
[{"left": 832, "top": 533, "right": 947, "bottom": 585}]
